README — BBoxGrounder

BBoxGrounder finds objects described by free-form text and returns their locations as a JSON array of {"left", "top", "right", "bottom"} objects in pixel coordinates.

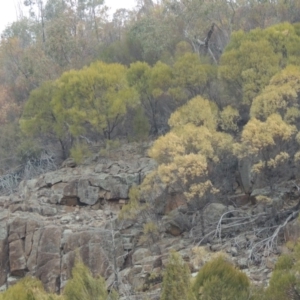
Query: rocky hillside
[{"left": 1, "top": 143, "right": 300, "bottom": 299}]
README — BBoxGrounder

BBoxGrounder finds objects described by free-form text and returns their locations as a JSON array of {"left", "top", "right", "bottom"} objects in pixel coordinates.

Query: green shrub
[
  {"left": 192, "top": 256, "right": 250, "bottom": 300},
  {"left": 262, "top": 251, "right": 299, "bottom": 300},
  {"left": 63, "top": 259, "right": 108, "bottom": 300},
  {"left": 160, "top": 250, "right": 195, "bottom": 300},
  {"left": 0, "top": 276, "right": 64, "bottom": 300},
  {"left": 264, "top": 270, "right": 297, "bottom": 300},
  {"left": 275, "top": 254, "right": 294, "bottom": 270}
]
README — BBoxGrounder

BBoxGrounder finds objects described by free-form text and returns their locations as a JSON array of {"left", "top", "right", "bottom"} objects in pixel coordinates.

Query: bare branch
[{"left": 249, "top": 209, "right": 300, "bottom": 262}]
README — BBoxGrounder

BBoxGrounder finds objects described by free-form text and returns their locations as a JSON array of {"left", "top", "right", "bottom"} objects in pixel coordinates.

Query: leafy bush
[
  {"left": 0, "top": 277, "right": 63, "bottom": 300},
  {"left": 275, "top": 254, "right": 294, "bottom": 270},
  {"left": 261, "top": 250, "right": 300, "bottom": 300},
  {"left": 160, "top": 250, "right": 195, "bottom": 300},
  {"left": 63, "top": 259, "right": 109, "bottom": 300},
  {"left": 192, "top": 256, "right": 250, "bottom": 300}
]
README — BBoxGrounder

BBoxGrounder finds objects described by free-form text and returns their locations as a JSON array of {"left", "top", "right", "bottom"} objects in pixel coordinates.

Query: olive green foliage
[
  {"left": 20, "top": 61, "right": 139, "bottom": 154},
  {"left": 63, "top": 259, "right": 108, "bottom": 300},
  {"left": 19, "top": 80, "right": 72, "bottom": 158},
  {"left": 160, "top": 251, "right": 195, "bottom": 300},
  {"left": 219, "top": 22, "right": 300, "bottom": 107},
  {"left": 127, "top": 60, "right": 172, "bottom": 134},
  {"left": 132, "top": 106, "right": 150, "bottom": 141},
  {"left": 250, "top": 65, "right": 300, "bottom": 124},
  {"left": 20, "top": 81, "right": 60, "bottom": 138},
  {"left": 192, "top": 256, "right": 250, "bottom": 300},
  {"left": 127, "top": 7, "right": 177, "bottom": 64},
  {"left": 52, "top": 61, "right": 139, "bottom": 139},
  {"left": 170, "top": 53, "right": 216, "bottom": 102},
  {"left": 0, "top": 277, "right": 63, "bottom": 300}
]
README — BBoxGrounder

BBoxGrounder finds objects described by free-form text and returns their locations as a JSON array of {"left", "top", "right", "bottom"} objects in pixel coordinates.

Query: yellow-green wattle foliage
[
  {"left": 52, "top": 61, "right": 139, "bottom": 139},
  {"left": 219, "top": 36, "right": 279, "bottom": 106},
  {"left": 20, "top": 61, "right": 139, "bottom": 142},
  {"left": 127, "top": 60, "right": 172, "bottom": 103},
  {"left": 168, "top": 96, "right": 219, "bottom": 131},
  {"left": 219, "top": 105, "right": 240, "bottom": 133},
  {"left": 127, "top": 60, "right": 172, "bottom": 134},
  {"left": 170, "top": 52, "right": 215, "bottom": 101},
  {"left": 237, "top": 114, "right": 296, "bottom": 159},
  {"left": 234, "top": 113, "right": 296, "bottom": 189},
  {"left": 192, "top": 256, "right": 250, "bottom": 300},
  {"left": 20, "top": 81, "right": 59, "bottom": 138},
  {"left": 250, "top": 65, "right": 300, "bottom": 123},
  {"left": 147, "top": 95, "right": 234, "bottom": 203},
  {"left": 219, "top": 22, "right": 300, "bottom": 107}
]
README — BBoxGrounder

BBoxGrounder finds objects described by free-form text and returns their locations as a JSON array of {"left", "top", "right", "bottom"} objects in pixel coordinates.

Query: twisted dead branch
[
  {"left": 192, "top": 198, "right": 300, "bottom": 265},
  {"left": 0, "top": 151, "right": 57, "bottom": 195},
  {"left": 248, "top": 209, "right": 300, "bottom": 262}
]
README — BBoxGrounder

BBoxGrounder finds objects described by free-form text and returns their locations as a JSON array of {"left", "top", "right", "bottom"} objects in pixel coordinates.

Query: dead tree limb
[
  {"left": 192, "top": 198, "right": 300, "bottom": 266},
  {"left": 205, "top": 23, "right": 215, "bottom": 48},
  {"left": 184, "top": 24, "right": 218, "bottom": 64},
  {"left": 249, "top": 209, "right": 300, "bottom": 262}
]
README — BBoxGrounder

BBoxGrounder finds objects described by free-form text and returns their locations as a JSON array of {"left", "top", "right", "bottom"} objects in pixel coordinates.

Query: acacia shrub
[
  {"left": 147, "top": 96, "right": 237, "bottom": 209},
  {"left": 219, "top": 22, "right": 300, "bottom": 111},
  {"left": 234, "top": 114, "right": 296, "bottom": 190}
]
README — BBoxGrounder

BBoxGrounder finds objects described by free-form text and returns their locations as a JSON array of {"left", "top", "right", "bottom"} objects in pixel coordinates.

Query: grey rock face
[{"left": 0, "top": 155, "right": 157, "bottom": 293}]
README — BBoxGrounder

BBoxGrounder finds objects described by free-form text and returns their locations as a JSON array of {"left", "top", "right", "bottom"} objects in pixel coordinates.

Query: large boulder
[
  {"left": 60, "top": 228, "right": 124, "bottom": 290},
  {"left": 4, "top": 214, "right": 126, "bottom": 293},
  {"left": 203, "top": 203, "right": 228, "bottom": 225},
  {"left": 35, "top": 226, "right": 62, "bottom": 292},
  {"left": 162, "top": 210, "right": 191, "bottom": 236},
  {"left": 77, "top": 179, "right": 99, "bottom": 205}
]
